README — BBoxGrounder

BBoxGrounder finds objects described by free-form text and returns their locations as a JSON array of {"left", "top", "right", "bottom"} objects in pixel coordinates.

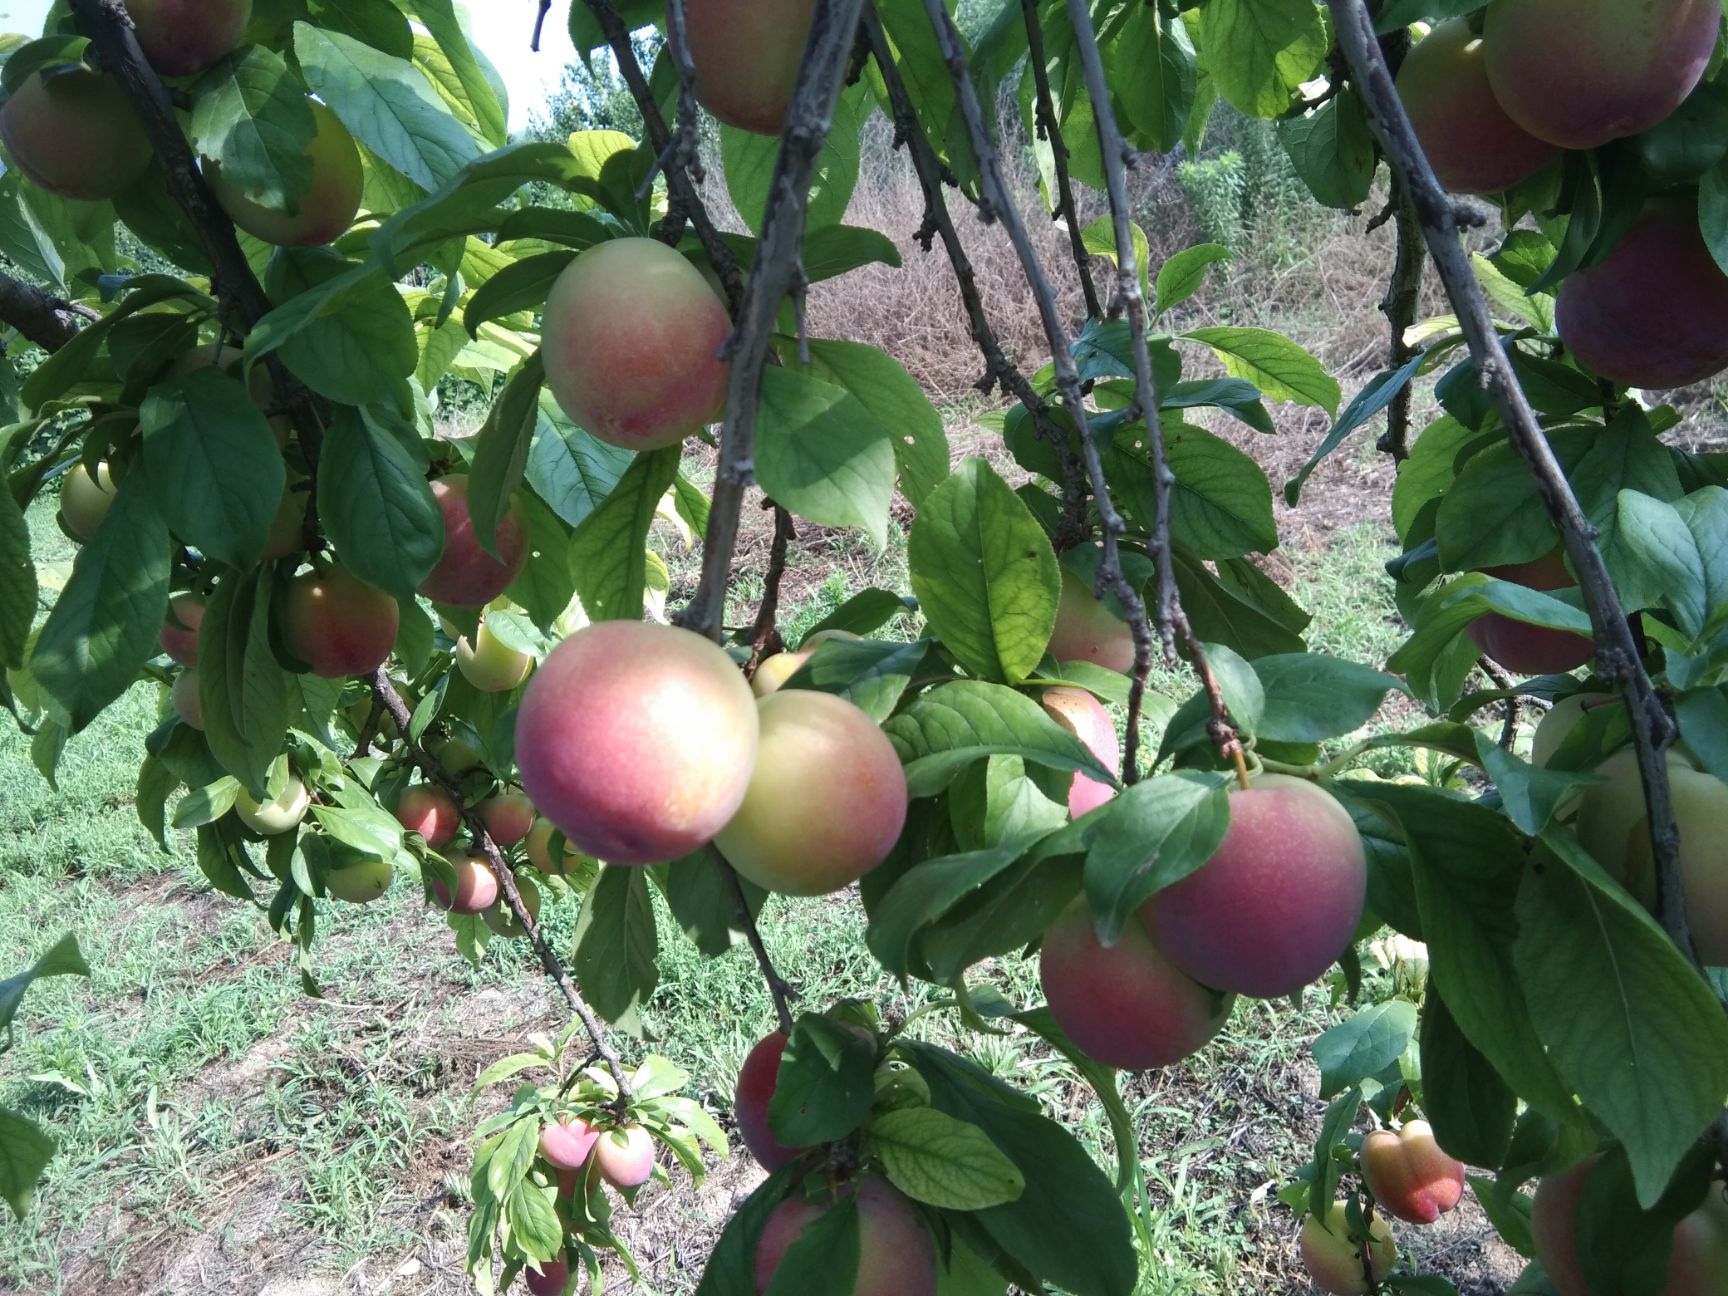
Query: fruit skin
[
  {"left": 683, "top": 0, "right": 817, "bottom": 134},
  {"left": 541, "top": 238, "right": 731, "bottom": 451},
  {"left": 60, "top": 462, "right": 117, "bottom": 542},
  {"left": 396, "top": 785, "right": 461, "bottom": 849},
  {"left": 1360, "top": 1120, "right": 1466, "bottom": 1225},
  {"left": 1556, "top": 203, "right": 1728, "bottom": 391},
  {"left": 124, "top": 0, "right": 254, "bottom": 77},
  {"left": 234, "top": 777, "right": 311, "bottom": 835},
  {"left": 516, "top": 621, "right": 759, "bottom": 866},
  {"left": 522, "top": 1256, "right": 570, "bottom": 1296},
  {"left": 432, "top": 851, "right": 499, "bottom": 915},
  {"left": 0, "top": 70, "right": 151, "bottom": 201},
  {"left": 750, "top": 630, "right": 860, "bottom": 697},
  {"left": 1396, "top": 19, "right": 1556, "bottom": 195},
  {"left": 540, "top": 1117, "right": 599, "bottom": 1172},
  {"left": 478, "top": 790, "right": 535, "bottom": 849},
  {"left": 1048, "top": 567, "right": 1134, "bottom": 673},
  {"left": 456, "top": 624, "right": 534, "bottom": 693},
  {"left": 1144, "top": 774, "right": 1367, "bottom": 999},
  {"left": 1467, "top": 549, "right": 1595, "bottom": 675},
  {"left": 280, "top": 564, "right": 399, "bottom": 678},
  {"left": 714, "top": 690, "right": 908, "bottom": 896},
  {"left": 1533, "top": 1156, "right": 1728, "bottom": 1296},
  {"left": 754, "top": 1175, "right": 937, "bottom": 1296},
  {"left": 207, "top": 101, "right": 363, "bottom": 247},
  {"left": 484, "top": 875, "right": 542, "bottom": 938},
  {"left": 1038, "top": 901, "right": 1233, "bottom": 1070},
  {"left": 160, "top": 592, "right": 206, "bottom": 666},
  {"left": 524, "top": 818, "right": 588, "bottom": 877},
  {"left": 171, "top": 669, "right": 204, "bottom": 730},
  {"left": 326, "top": 857, "right": 393, "bottom": 904},
  {"left": 417, "top": 476, "right": 529, "bottom": 608},
  {"left": 1040, "top": 687, "right": 1119, "bottom": 817},
  {"left": 593, "top": 1124, "right": 654, "bottom": 1189},
  {"left": 1299, "top": 1200, "right": 1396, "bottom": 1296},
  {"left": 1483, "top": 0, "right": 1720, "bottom": 150},
  {"left": 735, "top": 1030, "right": 808, "bottom": 1170}
]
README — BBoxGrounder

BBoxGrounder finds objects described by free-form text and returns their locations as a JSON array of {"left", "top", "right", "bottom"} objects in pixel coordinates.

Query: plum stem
[
  {"left": 1325, "top": 0, "right": 1695, "bottom": 967},
  {"left": 368, "top": 669, "right": 636, "bottom": 1107}
]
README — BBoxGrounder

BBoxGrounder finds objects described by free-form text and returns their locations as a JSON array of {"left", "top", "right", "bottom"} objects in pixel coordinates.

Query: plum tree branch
[
  {"left": 1376, "top": 178, "right": 1424, "bottom": 462},
  {"left": 367, "top": 669, "right": 634, "bottom": 1105},
  {"left": 0, "top": 271, "right": 91, "bottom": 353},
  {"left": 673, "top": 0, "right": 867, "bottom": 643},
  {"left": 719, "top": 854, "right": 796, "bottom": 1035},
  {"left": 745, "top": 502, "right": 796, "bottom": 668},
  {"left": 1020, "top": 0, "right": 1099, "bottom": 320},
  {"left": 1325, "top": 0, "right": 1693, "bottom": 962}
]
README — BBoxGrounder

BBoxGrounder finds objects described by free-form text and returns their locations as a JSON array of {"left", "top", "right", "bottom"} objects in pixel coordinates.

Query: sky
[{"left": 0, "top": 1, "right": 575, "bottom": 131}]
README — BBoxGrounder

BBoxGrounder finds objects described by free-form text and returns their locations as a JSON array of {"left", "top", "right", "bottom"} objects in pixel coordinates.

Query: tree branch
[
  {"left": 673, "top": 0, "right": 868, "bottom": 642},
  {"left": 1325, "top": 0, "right": 1692, "bottom": 962},
  {"left": 1376, "top": 177, "right": 1424, "bottom": 461},
  {"left": 746, "top": 502, "right": 796, "bottom": 668},
  {"left": 720, "top": 855, "right": 796, "bottom": 1034},
  {"left": 0, "top": 271, "right": 90, "bottom": 353},
  {"left": 1020, "top": 0, "right": 1100, "bottom": 319},
  {"left": 368, "top": 669, "right": 634, "bottom": 1105}
]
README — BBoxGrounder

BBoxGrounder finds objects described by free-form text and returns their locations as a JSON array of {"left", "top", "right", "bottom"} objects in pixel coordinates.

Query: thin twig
[
  {"left": 369, "top": 670, "right": 634, "bottom": 1104},
  {"left": 644, "top": 0, "right": 708, "bottom": 201},
  {"left": 720, "top": 856, "right": 795, "bottom": 1034},
  {"left": 674, "top": 0, "right": 868, "bottom": 642},
  {"left": 531, "top": 0, "right": 552, "bottom": 52},
  {"left": 0, "top": 271, "right": 88, "bottom": 352},
  {"left": 1377, "top": 177, "right": 1424, "bottom": 461},
  {"left": 1326, "top": 0, "right": 1692, "bottom": 962},
  {"left": 1020, "top": 0, "right": 1100, "bottom": 319},
  {"left": 746, "top": 503, "right": 796, "bottom": 668}
]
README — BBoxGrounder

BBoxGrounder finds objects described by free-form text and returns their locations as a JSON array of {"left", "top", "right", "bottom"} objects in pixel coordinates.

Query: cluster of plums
[
  {"left": 518, "top": 1114, "right": 660, "bottom": 1296},
  {"left": 1398, "top": 0, "right": 1728, "bottom": 390}
]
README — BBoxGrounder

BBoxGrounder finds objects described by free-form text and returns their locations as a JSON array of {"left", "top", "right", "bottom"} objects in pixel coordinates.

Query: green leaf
[
  {"left": 885, "top": 681, "right": 1115, "bottom": 797},
  {"left": 525, "top": 392, "right": 634, "bottom": 528},
  {"left": 1614, "top": 488, "right": 1728, "bottom": 639},
  {"left": 1286, "top": 351, "right": 1428, "bottom": 505},
  {"left": 1277, "top": 86, "right": 1376, "bottom": 210},
  {"left": 1181, "top": 326, "right": 1340, "bottom": 414},
  {"left": 871, "top": 1107, "right": 1024, "bottom": 1210},
  {"left": 0, "top": 470, "right": 32, "bottom": 670},
  {"left": 1083, "top": 772, "right": 1231, "bottom": 941},
  {"left": 1251, "top": 654, "right": 1403, "bottom": 744},
  {"left": 1196, "top": 0, "right": 1329, "bottom": 120},
  {"left": 318, "top": 407, "right": 444, "bottom": 600},
  {"left": 293, "top": 23, "right": 481, "bottom": 191},
  {"left": 571, "top": 866, "right": 658, "bottom": 1030},
  {"left": 188, "top": 45, "right": 317, "bottom": 209},
  {"left": 1311, "top": 1000, "right": 1418, "bottom": 1098},
  {"left": 247, "top": 265, "right": 418, "bottom": 406},
  {"left": 723, "top": 84, "right": 867, "bottom": 233},
  {"left": 1111, "top": 4, "right": 1197, "bottom": 156},
  {"left": 31, "top": 484, "right": 169, "bottom": 731},
  {"left": 1420, "top": 989, "right": 1516, "bottom": 1169},
  {"left": 800, "top": 589, "right": 915, "bottom": 642},
  {"left": 1518, "top": 833, "right": 1728, "bottom": 1208},
  {"left": 463, "top": 251, "right": 574, "bottom": 335},
  {"left": 1156, "top": 643, "right": 1267, "bottom": 762},
  {"left": 0, "top": 1107, "right": 54, "bottom": 1220},
  {"left": 762, "top": 1194, "right": 862, "bottom": 1296},
  {"left": 200, "top": 570, "right": 291, "bottom": 799},
  {"left": 1473, "top": 733, "right": 1602, "bottom": 838},
  {"left": 1153, "top": 243, "right": 1232, "bottom": 317},
  {"left": 756, "top": 366, "right": 896, "bottom": 545},
  {"left": 569, "top": 447, "right": 679, "bottom": 622},
  {"left": 1163, "top": 422, "right": 1279, "bottom": 558},
  {"left": 908, "top": 460, "right": 1060, "bottom": 684},
  {"left": 867, "top": 841, "right": 1028, "bottom": 977},
  {"left": 655, "top": 848, "right": 764, "bottom": 958},
  {"left": 767, "top": 1016, "right": 877, "bottom": 1147},
  {"left": 781, "top": 637, "right": 929, "bottom": 724},
  {"left": 408, "top": 0, "right": 508, "bottom": 147},
  {"left": 801, "top": 339, "right": 948, "bottom": 508},
  {"left": 0, "top": 933, "right": 89, "bottom": 1039},
  {"left": 467, "top": 352, "right": 543, "bottom": 559},
  {"left": 694, "top": 1167, "right": 805, "bottom": 1296}
]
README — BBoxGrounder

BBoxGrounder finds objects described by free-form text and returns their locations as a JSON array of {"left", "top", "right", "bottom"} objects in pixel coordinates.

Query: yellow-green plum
[
  {"left": 478, "top": 789, "right": 535, "bottom": 849},
  {"left": 396, "top": 784, "right": 460, "bottom": 849},
  {"left": 1038, "top": 901, "right": 1232, "bottom": 1071},
  {"left": 1533, "top": 1155, "right": 1728, "bottom": 1296},
  {"left": 171, "top": 669, "right": 204, "bottom": 730},
  {"left": 541, "top": 238, "right": 731, "bottom": 451},
  {"left": 417, "top": 476, "right": 528, "bottom": 607},
  {"left": 524, "top": 817, "right": 589, "bottom": 878},
  {"left": 1299, "top": 1201, "right": 1396, "bottom": 1296},
  {"left": 60, "top": 462, "right": 117, "bottom": 542},
  {"left": 234, "top": 776, "right": 311, "bottom": 835},
  {"left": 1144, "top": 774, "right": 1367, "bottom": 998},
  {"left": 734, "top": 1029, "right": 808, "bottom": 1170},
  {"left": 1396, "top": 19, "right": 1556, "bottom": 194},
  {"left": 714, "top": 690, "right": 908, "bottom": 896},
  {"left": 1048, "top": 567, "right": 1134, "bottom": 673},
  {"left": 281, "top": 564, "right": 399, "bottom": 678},
  {"left": 754, "top": 1175, "right": 936, "bottom": 1296},
  {"left": 1040, "top": 687, "right": 1119, "bottom": 817},
  {"left": 432, "top": 851, "right": 499, "bottom": 915},
  {"left": 456, "top": 624, "right": 533, "bottom": 693},
  {"left": 160, "top": 592, "right": 206, "bottom": 666},
  {"left": 0, "top": 69, "right": 150, "bottom": 201},
  {"left": 1360, "top": 1120, "right": 1465, "bottom": 1225},
  {"left": 682, "top": 0, "right": 817, "bottom": 134},
  {"left": 539, "top": 1116, "right": 599, "bottom": 1171},
  {"left": 1556, "top": 203, "right": 1728, "bottom": 391},
  {"left": 124, "top": 0, "right": 253, "bottom": 77},
  {"left": 483, "top": 874, "right": 541, "bottom": 938},
  {"left": 593, "top": 1124, "right": 655, "bottom": 1189},
  {"left": 326, "top": 857, "right": 393, "bottom": 904},
  {"left": 1532, "top": 693, "right": 1624, "bottom": 768},
  {"left": 1467, "top": 549, "right": 1595, "bottom": 675},
  {"left": 207, "top": 101, "right": 363, "bottom": 247},
  {"left": 750, "top": 630, "right": 861, "bottom": 698},
  {"left": 515, "top": 621, "right": 758, "bottom": 866},
  {"left": 1483, "top": 0, "right": 1720, "bottom": 150}
]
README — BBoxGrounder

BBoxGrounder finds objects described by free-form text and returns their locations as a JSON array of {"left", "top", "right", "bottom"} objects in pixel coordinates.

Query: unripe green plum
[
  {"left": 1467, "top": 549, "right": 1594, "bottom": 675},
  {"left": 734, "top": 1030, "right": 807, "bottom": 1170},
  {"left": 280, "top": 564, "right": 399, "bottom": 678},
  {"left": 1533, "top": 1155, "right": 1728, "bottom": 1296},
  {"left": 1038, "top": 901, "right": 1232, "bottom": 1070},
  {"left": 60, "top": 462, "right": 117, "bottom": 542},
  {"left": 1396, "top": 19, "right": 1556, "bottom": 195},
  {"left": 430, "top": 733, "right": 485, "bottom": 775},
  {"left": 417, "top": 476, "right": 528, "bottom": 607},
  {"left": 751, "top": 630, "right": 860, "bottom": 697},
  {"left": 171, "top": 668, "right": 204, "bottom": 730},
  {"left": 456, "top": 624, "right": 533, "bottom": 693},
  {"left": 524, "top": 817, "right": 588, "bottom": 877},
  {"left": 326, "top": 856, "right": 393, "bottom": 904},
  {"left": 682, "top": 0, "right": 816, "bottom": 134},
  {"left": 483, "top": 875, "right": 541, "bottom": 938},
  {"left": 124, "top": 0, "right": 254, "bottom": 77},
  {"left": 1299, "top": 1201, "right": 1396, "bottom": 1296},
  {"left": 1048, "top": 567, "right": 1134, "bottom": 673},
  {"left": 754, "top": 1175, "right": 936, "bottom": 1296},
  {"left": 1556, "top": 203, "right": 1728, "bottom": 391},
  {"left": 0, "top": 69, "right": 150, "bottom": 201},
  {"left": 1359, "top": 1120, "right": 1465, "bottom": 1225},
  {"left": 1143, "top": 774, "right": 1367, "bottom": 998},
  {"left": 593, "top": 1124, "right": 654, "bottom": 1189},
  {"left": 160, "top": 592, "right": 206, "bottom": 666},
  {"left": 516, "top": 621, "right": 758, "bottom": 866},
  {"left": 1483, "top": 0, "right": 1720, "bottom": 150},
  {"left": 1040, "top": 687, "right": 1119, "bottom": 817},
  {"left": 1532, "top": 693, "right": 1624, "bottom": 768},
  {"left": 396, "top": 785, "right": 460, "bottom": 848},
  {"left": 541, "top": 238, "right": 731, "bottom": 451},
  {"left": 539, "top": 1116, "right": 599, "bottom": 1171},
  {"left": 714, "top": 690, "right": 908, "bottom": 896},
  {"left": 478, "top": 789, "right": 535, "bottom": 849},
  {"left": 235, "top": 776, "right": 310, "bottom": 835},
  {"left": 207, "top": 101, "right": 363, "bottom": 247},
  {"left": 432, "top": 851, "right": 498, "bottom": 915}
]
